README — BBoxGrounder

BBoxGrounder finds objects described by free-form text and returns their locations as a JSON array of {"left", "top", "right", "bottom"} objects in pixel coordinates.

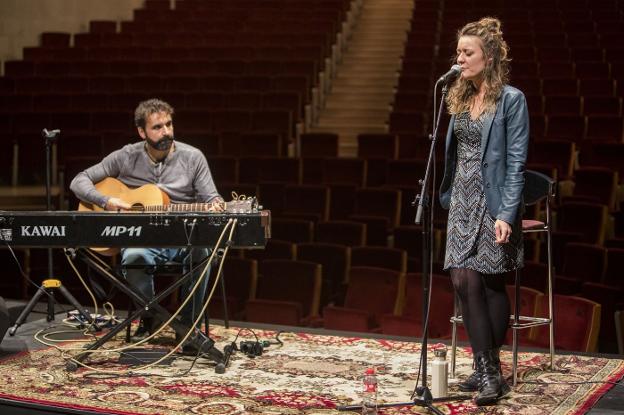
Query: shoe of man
[
  {"left": 130, "top": 317, "right": 156, "bottom": 342},
  {"left": 178, "top": 332, "right": 223, "bottom": 363}
]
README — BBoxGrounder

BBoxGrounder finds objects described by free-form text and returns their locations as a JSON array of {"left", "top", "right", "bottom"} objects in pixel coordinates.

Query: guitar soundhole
[{"left": 131, "top": 203, "right": 145, "bottom": 211}]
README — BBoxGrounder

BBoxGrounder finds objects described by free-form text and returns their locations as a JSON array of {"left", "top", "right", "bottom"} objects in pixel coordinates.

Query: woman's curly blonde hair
[{"left": 446, "top": 17, "right": 510, "bottom": 115}]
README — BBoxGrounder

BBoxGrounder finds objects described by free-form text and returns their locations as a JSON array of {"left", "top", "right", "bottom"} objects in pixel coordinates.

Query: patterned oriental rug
[{"left": 0, "top": 325, "right": 623, "bottom": 415}]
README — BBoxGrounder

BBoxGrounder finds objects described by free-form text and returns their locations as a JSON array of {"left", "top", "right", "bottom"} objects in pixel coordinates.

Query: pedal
[{"left": 118, "top": 348, "right": 175, "bottom": 366}]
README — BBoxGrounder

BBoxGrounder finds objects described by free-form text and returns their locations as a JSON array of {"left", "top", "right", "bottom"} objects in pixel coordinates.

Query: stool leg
[
  {"left": 547, "top": 250, "right": 555, "bottom": 370},
  {"left": 546, "top": 193, "right": 556, "bottom": 370},
  {"left": 125, "top": 299, "right": 136, "bottom": 343},
  {"left": 512, "top": 268, "right": 521, "bottom": 386},
  {"left": 450, "top": 295, "right": 459, "bottom": 378},
  {"left": 219, "top": 271, "right": 230, "bottom": 328},
  {"left": 512, "top": 330, "right": 519, "bottom": 386}
]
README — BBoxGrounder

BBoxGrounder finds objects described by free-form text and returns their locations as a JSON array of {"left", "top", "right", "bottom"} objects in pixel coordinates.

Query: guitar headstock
[{"left": 225, "top": 193, "right": 258, "bottom": 213}]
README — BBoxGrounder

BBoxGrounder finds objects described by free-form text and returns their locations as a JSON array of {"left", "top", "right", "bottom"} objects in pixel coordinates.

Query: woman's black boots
[
  {"left": 458, "top": 348, "right": 501, "bottom": 392},
  {"left": 457, "top": 357, "right": 481, "bottom": 392},
  {"left": 474, "top": 349, "right": 511, "bottom": 405}
]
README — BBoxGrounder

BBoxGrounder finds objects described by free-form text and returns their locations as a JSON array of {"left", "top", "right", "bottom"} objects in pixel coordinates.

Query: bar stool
[
  {"left": 123, "top": 257, "right": 230, "bottom": 343},
  {"left": 450, "top": 169, "right": 556, "bottom": 386}
]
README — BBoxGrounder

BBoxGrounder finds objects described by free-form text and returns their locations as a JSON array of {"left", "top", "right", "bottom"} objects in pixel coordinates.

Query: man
[{"left": 70, "top": 98, "right": 223, "bottom": 351}]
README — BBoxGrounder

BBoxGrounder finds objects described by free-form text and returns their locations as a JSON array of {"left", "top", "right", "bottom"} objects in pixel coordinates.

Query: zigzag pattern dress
[{"left": 444, "top": 112, "right": 523, "bottom": 274}]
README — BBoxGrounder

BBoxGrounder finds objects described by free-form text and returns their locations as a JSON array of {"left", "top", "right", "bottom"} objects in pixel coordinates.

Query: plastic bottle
[
  {"left": 361, "top": 367, "right": 378, "bottom": 415},
  {"left": 431, "top": 346, "right": 448, "bottom": 398}
]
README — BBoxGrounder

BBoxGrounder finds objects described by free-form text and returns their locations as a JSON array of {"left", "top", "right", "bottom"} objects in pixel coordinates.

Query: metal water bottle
[
  {"left": 361, "top": 367, "right": 378, "bottom": 415},
  {"left": 431, "top": 346, "right": 448, "bottom": 398}
]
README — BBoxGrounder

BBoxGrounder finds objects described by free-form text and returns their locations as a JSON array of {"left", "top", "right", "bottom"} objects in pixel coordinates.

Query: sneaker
[
  {"left": 179, "top": 334, "right": 212, "bottom": 355},
  {"left": 130, "top": 318, "right": 155, "bottom": 342}
]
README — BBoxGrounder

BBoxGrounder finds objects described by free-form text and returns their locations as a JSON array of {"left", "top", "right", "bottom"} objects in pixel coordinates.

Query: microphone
[
  {"left": 437, "top": 64, "right": 462, "bottom": 84},
  {"left": 42, "top": 128, "right": 61, "bottom": 138}
]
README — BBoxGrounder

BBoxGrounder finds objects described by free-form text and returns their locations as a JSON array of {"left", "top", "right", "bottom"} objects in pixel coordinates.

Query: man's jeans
[{"left": 121, "top": 247, "right": 211, "bottom": 328}]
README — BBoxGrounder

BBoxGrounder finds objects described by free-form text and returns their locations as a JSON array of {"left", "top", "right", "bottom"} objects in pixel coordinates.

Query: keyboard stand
[{"left": 64, "top": 248, "right": 226, "bottom": 373}]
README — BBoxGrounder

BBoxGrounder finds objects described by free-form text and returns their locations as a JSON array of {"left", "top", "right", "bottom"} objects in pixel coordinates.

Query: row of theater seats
[
  {"left": 525, "top": 95, "right": 622, "bottom": 116},
  {"left": 263, "top": 198, "right": 618, "bottom": 268},
  {"left": 204, "top": 246, "right": 603, "bottom": 353},
  {"left": 0, "top": 92, "right": 304, "bottom": 121},
  {"left": 395, "top": 77, "right": 623, "bottom": 107},
  {"left": 0, "top": 89, "right": 305, "bottom": 117},
  {"left": 388, "top": 108, "right": 624, "bottom": 140},
  {"left": 398, "top": 49, "right": 624, "bottom": 76},
  {"left": 395, "top": 74, "right": 624, "bottom": 95},
  {"left": 19, "top": 45, "right": 331, "bottom": 64},
  {"left": 0, "top": 108, "right": 295, "bottom": 133},
  {"left": 19, "top": 126, "right": 622, "bottom": 191},
  {"left": 393, "top": 90, "right": 623, "bottom": 114},
  {"left": 390, "top": 104, "right": 624, "bottom": 140},
  {"left": 5, "top": 99, "right": 622, "bottom": 144},
  {"left": 6, "top": 59, "right": 323, "bottom": 77}
]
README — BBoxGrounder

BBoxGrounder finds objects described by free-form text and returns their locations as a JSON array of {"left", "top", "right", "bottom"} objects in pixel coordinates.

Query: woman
[{"left": 439, "top": 17, "right": 529, "bottom": 406}]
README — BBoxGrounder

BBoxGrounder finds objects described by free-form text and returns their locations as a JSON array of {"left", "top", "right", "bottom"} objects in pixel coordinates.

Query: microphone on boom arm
[
  {"left": 437, "top": 64, "right": 462, "bottom": 84},
  {"left": 42, "top": 129, "right": 61, "bottom": 140}
]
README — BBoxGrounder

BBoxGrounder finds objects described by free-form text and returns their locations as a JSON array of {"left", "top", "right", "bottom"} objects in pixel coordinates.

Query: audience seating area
[
  {"left": 1, "top": 0, "right": 623, "bottom": 353},
  {"left": 1, "top": 0, "right": 356, "bottom": 186}
]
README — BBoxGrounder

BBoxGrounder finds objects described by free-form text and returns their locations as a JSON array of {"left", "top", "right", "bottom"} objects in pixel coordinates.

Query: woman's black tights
[{"left": 450, "top": 268, "right": 510, "bottom": 354}]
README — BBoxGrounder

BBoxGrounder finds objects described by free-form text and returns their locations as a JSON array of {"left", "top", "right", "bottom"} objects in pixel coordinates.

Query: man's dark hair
[{"left": 134, "top": 98, "right": 174, "bottom": 129}]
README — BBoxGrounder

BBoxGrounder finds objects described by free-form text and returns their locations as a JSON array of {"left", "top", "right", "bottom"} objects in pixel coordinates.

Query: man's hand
[
  {"left": 105, "top": 197, "right": 132, "bottom": 211},
  {"left": 208, "top": 199, "right": 225, "bottom": 212},
  {"left": 494, "top": 219, "right": 512, "bottom": 244}
]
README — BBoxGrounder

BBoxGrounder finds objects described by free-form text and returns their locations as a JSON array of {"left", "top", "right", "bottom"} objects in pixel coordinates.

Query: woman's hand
[{"left": 494, "top": 219, "right": 512, "bottom": 244}]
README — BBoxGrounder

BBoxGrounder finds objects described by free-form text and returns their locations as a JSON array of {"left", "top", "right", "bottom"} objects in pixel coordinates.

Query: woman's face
[{"left": 456, "top": 35, "right": 487, "bottom": 82}]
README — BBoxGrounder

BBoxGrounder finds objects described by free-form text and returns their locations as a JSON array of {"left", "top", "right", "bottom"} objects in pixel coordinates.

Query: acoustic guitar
[
  {"left": 78, "top": 177, "right": 226, "bottom": 213},
  {"left": 77, "top": 177, "right": 255, "bottom": 255}
]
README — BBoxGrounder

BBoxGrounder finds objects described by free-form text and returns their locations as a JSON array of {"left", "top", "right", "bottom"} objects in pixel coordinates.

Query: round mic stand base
[{"left": 337, "top": 392, "right": 472, "bottom": 415}]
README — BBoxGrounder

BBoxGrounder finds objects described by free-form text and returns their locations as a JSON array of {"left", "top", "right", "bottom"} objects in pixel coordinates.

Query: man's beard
[{"left": 146, "top": 135, "right": 174, "bottom": 151}]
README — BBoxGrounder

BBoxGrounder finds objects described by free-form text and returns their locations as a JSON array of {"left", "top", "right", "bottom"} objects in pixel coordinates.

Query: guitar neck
[{"left": 139, "top": 202, "right": 219, "bottom": 212}]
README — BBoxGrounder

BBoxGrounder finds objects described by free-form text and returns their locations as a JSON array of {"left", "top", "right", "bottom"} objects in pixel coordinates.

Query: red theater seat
[
  {"left": 246, "top": 259, "right": 321, "bottom": 326},
  {"left": 324, "top": 266, "right": 405, "bottom": 332}
]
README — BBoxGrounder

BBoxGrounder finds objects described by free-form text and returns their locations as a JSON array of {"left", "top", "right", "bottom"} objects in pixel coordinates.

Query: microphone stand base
[{"left": 337, "top": 388, "right": 472, "bottom": 415}]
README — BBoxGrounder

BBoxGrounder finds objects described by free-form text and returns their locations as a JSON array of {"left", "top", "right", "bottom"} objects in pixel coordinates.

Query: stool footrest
[{"left": 510, "top": 315, "right": 551, "bottom": 329}]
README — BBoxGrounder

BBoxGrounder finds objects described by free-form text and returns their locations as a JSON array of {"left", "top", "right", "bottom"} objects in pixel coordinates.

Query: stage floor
[{"left": 0, "top": 307, "right": 624, "bottom": 415}]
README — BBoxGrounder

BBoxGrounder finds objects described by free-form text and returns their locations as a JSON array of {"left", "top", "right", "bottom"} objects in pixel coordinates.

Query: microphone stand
[
  {"left": 338, "top": 81, "right": 471, "bottom": 414},
  {"left": 408, "top": 81, "right": 471, "bottom": 412},
  {"left": 44, "top": 128, "right": 58, "bottom": 319},
  {"left": 9, "top": 129, "right": 94, "bottom": 336}
]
